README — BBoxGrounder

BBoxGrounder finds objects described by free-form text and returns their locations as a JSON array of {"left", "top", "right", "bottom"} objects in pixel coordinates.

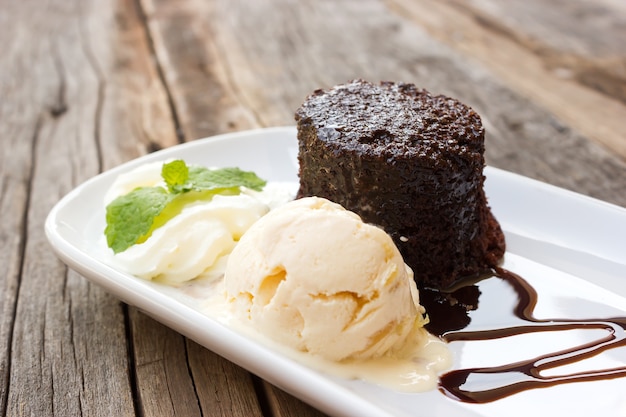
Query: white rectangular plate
[{"left": 45, "top": 127, "right": 626, "bottom": 417}]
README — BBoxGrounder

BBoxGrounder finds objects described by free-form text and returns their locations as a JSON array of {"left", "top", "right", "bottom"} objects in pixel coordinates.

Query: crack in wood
[
  {"left": 49, "top": 43, "right": 69, "bottom": 118},
  {"left": 49, "top": 360, "right": 55, "bottom": 416},
  {"left": 251, "top": 376, "right": 273, "bottom": 417},
  {"left": 1, "top": 112, "right": 42, "bottom": 417},
  {"left": 183, "top": 340, "right": 204, "bottom": 417},
  {"left": 146, "top": 140, "right": 163, "bottom": 153},
  {"left": 135, "top": 0, "right": 186, "bottom": 144},
  {"left": 77, "top": 3, "right": 106, "bottom": 174},
  {"left": 122, "top": 304, "right": 141, "bottom": 416}
]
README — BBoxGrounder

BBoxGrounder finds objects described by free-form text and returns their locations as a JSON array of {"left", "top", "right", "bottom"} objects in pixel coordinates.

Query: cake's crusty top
[{"left": 295, "top": 79, "right": 485, "bottom": 167}]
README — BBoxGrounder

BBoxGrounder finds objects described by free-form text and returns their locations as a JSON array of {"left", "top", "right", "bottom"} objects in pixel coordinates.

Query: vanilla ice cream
[{"left": 224, "top": 197, "right": 427, "bottom": 362}]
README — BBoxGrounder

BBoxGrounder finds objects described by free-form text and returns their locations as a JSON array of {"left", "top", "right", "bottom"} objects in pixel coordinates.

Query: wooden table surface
[{"left": 2, "top": 0, "right": 625, "bottom": 416}]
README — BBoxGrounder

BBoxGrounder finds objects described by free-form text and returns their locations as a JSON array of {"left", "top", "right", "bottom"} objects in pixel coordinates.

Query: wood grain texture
[
  {"left": 186, "top": 340, "right": 264, "bottom": 417},
  {"left": 1, "top": 0, "right": 137, "bottom": 411},
  {"left": 0, "top": 32, "right": 31, "bottom": 417},
  {"left": 1, "top": 0, "right": 176, "bottom": 415},
  {"left": 388, "top": 0, "right": 626, "bottom": 160},
  {"left": 140, "top": 0, "right": 262, "bottom": 140},
  {"left": 130, "top": 310, "right": 202, "bottom": 417},
  {"left": 262, "top": 382, "right": 330, "bottom": 417}
]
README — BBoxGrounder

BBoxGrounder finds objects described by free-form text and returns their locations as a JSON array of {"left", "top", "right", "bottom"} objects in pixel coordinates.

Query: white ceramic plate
[{"left": 45, "top": 127, "right": 626, "bottom": 417}]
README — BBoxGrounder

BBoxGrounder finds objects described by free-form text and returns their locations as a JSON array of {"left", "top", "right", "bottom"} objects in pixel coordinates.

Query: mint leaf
[
  {"left": 105, "top": 187, "right": 174, "bottom": 253},
  {"left": 162, "top": 160, "right": 189, "bottom": 193},
  {"left": 105, "top": 162, "right": 267, "bottom": 253},
  {"left": 186, "top": 166, "right": 266, "bottom": 192}
]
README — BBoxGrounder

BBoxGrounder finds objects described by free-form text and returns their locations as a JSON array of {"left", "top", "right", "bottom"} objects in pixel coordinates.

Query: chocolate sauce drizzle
[{"left": 432, "top": 267, "right": 626, "bottom": 403}]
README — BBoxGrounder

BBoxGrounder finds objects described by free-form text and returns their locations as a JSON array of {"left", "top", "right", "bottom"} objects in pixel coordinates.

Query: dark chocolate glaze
[
  {"left": 435, "top": 267, "right": 626, "bottom": 403},
  {"left": 420, "top": 284, "right": 481, "bottom": 336}
]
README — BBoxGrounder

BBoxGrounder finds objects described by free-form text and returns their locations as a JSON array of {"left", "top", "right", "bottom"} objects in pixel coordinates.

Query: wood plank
[
  {"left": 130, "top": 310, "right": 202, "bottom": 416},
  {"left": 91, "top": 0, "right": 180, "bottom": 169},
  {"left": 125, "top": 309, "right": 267, "bottom": 417},
  {"left": 0, "top": 8, "right": 33, "bottom": 410},
  {"left": 186, "top": 340, "right": 264, "bottom": 417},
  {"left": 263, "top": 382, "right": 331, "bottom": 417},
  {"left": 388, "top": 0, "right": 626, "bottom": 160},
  {"left": 0, "top": 0, "right": 177, "bottom": 415},
  {"left": 3, "top": 0, "right": 137, "bottom": 408},
  {"left": 140, "top": 0, "right": 262, "bottom": 140}
]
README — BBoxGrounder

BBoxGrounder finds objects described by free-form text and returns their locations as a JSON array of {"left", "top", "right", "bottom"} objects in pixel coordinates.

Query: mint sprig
[
  {"left": 162, "top": 159, "right": 189, "bottom": 192},
  {"left": 105, "top": 160, "right": 266, "bottom": 253}
]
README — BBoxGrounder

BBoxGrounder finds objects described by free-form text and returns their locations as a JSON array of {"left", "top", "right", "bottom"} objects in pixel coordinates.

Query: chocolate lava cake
[{"left": 295, "top": 79, "right": 505, "bottom": 289}]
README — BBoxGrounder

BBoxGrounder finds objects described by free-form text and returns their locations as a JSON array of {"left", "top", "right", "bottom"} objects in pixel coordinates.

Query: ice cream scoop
[{"left": 224, "top": 197, "right": 426, "bottom": 362}]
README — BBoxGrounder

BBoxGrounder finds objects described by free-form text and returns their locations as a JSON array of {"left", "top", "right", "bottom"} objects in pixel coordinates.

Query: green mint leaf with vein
[
  {"left": 104, "top": 162, "right": 267, "bottom": 253},
  {"left": 162, "top": 159, "right": 189, "bottom": 193},
  {"left": 105, "top": 187, "right": 174, "bottom": 253}
]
